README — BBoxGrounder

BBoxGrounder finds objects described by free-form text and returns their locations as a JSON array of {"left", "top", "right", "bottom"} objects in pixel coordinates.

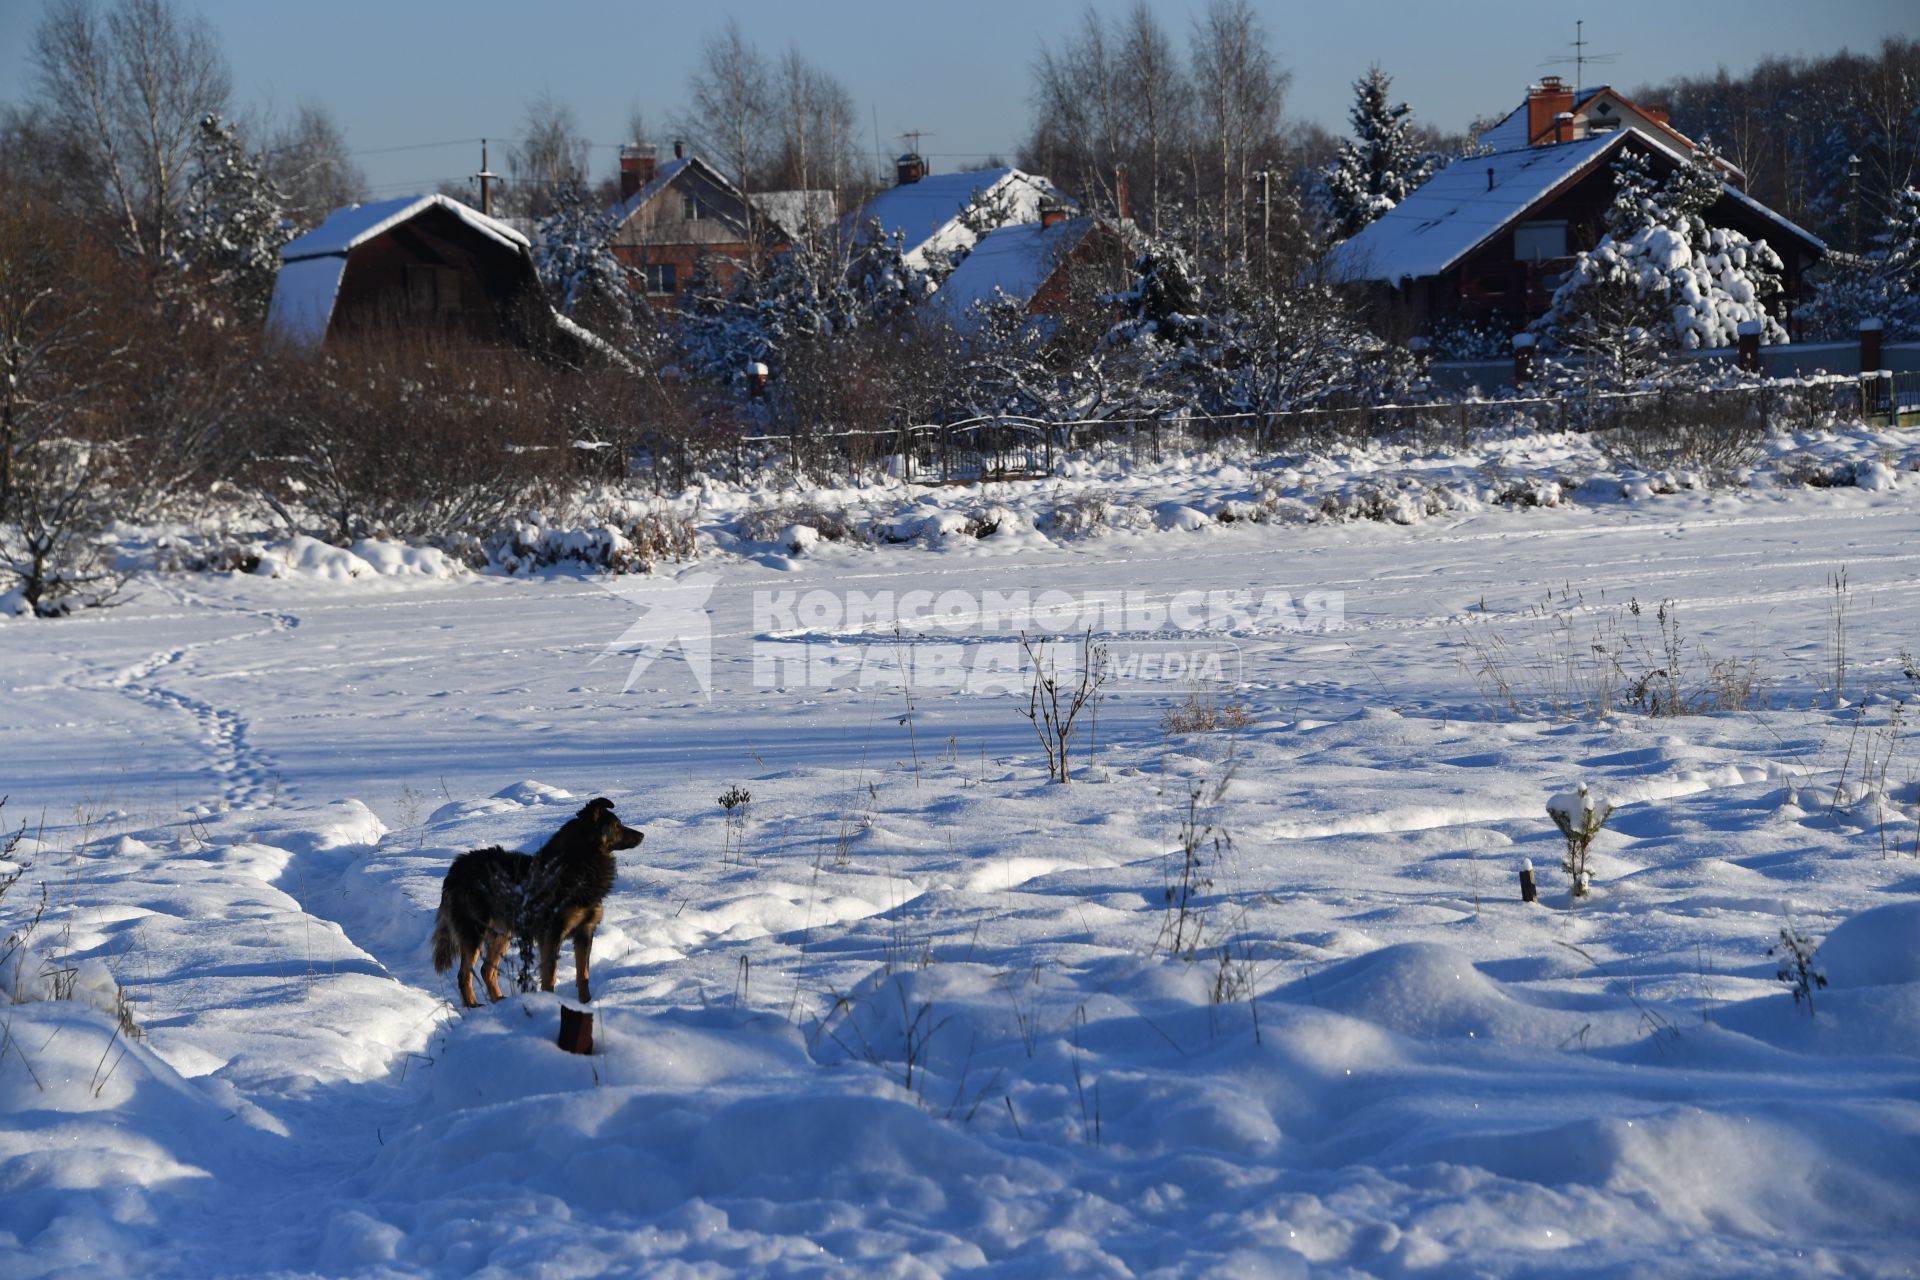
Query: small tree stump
[
  {"left": 557, "top": 1003, "right": 594, "bottom": 1055},
  {"left": 1519, "top": 863, "right": 1538, "bottom": 904}
]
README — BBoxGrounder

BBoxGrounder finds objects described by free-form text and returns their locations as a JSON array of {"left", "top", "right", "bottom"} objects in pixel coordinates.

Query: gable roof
[
  {"left": 936, "top": 215, "right": 1101, "bottom": 326},
  {"left": 1327, "top": 128, "right": 1823, "bottom": 286},
  {"left": 280, "top": 193, "right": 527, "bottom": 262},
  {"left": 607, "top": 153, "right": 768, "bottom": 239},
  {"left": 847, "top": 167, "right": 1071, "bottom": 268}
]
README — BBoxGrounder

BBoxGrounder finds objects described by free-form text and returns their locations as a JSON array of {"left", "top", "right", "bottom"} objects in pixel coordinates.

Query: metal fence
[{"left": 640, "top": 371, "right": 1911, "bottom": 488}]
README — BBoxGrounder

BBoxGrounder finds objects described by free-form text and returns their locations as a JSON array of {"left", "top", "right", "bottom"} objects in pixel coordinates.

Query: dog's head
[{"left": 579, "top": 797, "right": 644, "bottom": 854}]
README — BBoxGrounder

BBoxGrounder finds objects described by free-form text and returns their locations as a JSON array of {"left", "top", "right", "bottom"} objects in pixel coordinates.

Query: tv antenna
[
  {"left": 896, "top": 129, "right": 933, "bottom": 156},
  {"left": 1545, "top": 20, "right": 1618, "bottom": 91}
]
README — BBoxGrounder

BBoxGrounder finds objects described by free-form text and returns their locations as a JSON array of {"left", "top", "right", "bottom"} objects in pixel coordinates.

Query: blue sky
[{"left": 2, "top": 0, "right": 1913, "bottom": 196}]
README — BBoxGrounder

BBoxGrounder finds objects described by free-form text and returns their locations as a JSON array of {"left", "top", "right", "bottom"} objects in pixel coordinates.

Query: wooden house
[
  {"left": 266, "top": 194, "right": 570, "bottom": 352},
  {"left": 1326, "top": 78, "right": 1825, "bottom": 335}
]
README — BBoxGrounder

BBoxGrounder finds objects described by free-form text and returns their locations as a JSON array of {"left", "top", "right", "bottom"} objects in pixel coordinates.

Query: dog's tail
[{"left": 430, "top": 884, "right": 457, "bottom": 974}]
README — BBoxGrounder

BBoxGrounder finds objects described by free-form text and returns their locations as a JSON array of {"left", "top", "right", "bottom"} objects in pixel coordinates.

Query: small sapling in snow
[
  {"left": 718, "top": 785, "right": 752, "bottom": 860},
  {"left": 1547, "top": 783, "right": 1612, "bottom": 898},
  {"left": 1769, "top": 924, "right": 1828, "bottom": 1016}
]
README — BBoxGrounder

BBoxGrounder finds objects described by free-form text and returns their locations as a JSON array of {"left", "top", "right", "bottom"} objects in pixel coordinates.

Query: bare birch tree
[
  {"left": 29, "top": 0, "right": 231, "bottom": 267},
  {"left": 1190, "top": 0, "right": 1287, "bottom": 266}
]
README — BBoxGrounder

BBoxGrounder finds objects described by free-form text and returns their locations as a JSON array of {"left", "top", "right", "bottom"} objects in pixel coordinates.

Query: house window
[
  {"left": 403, "top": 265, "right": 461, "bottom": 314},
  {"left": 1514, "top": 220, "right": 1569, "bottom": 263},
  {"left": 681, "top": 193, "right": 701, "bottom": 221},
  {"left": 644, "top": 263, "right": 678, "bottom": 295}
]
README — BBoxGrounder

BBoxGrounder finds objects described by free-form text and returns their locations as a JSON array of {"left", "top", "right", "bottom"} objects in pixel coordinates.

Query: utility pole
[
  {"left": 1848, "top": 154, "right": 1862, "bottom": 253},
  {"left": 474, "top": 139, "right": 498, "bottom": 218},
  {"left": 1257, "top": 170, "right": 1271, "bottom": 287}
]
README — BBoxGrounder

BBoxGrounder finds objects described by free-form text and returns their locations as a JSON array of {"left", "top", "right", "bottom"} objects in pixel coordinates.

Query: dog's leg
[
  {"left": 457, "top": 938, "right": 483, "bottom": 1009},
  {"left": 481, "top": 931, "right": 512, "bottom": 1002},
  {"left": 539, "top": 930, "right": 562, "bottom": 993},
  {"left": 572, "top": 925, "right": 594, "bottom": 1003}
]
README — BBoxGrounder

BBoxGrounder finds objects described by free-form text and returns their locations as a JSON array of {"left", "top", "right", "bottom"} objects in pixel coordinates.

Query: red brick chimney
[
  {"left": 1528, "top": 76, "right": 1575, "bottom": 146},
  {"left": 1039, "top": 199, "right": 1069, "bottom": 230},
  {"left": 620, "top": 144, "right": 657, "bottom": 202}
]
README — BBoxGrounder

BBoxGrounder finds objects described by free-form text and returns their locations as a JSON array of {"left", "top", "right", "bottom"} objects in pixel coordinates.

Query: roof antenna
[
  {"left": 896, "top": 129, "right": 933, "bottom": 157},
  {"left": 1545, "top": 20, "right": 1617, "bottom": 92}
]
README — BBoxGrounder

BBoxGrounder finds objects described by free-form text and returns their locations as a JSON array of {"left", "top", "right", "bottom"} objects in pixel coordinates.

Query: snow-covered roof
[
  {"left": 751, "top": 189, "right": 837, "bottom": 240},
  {"left": 279, "top": 194, "right": 528, "bottom": 262},
  {"left": 847, "top": 168, "right": 1072, "bottom": 269},
  {"left": 935, "top": 216, "right": 1098, "bottom": 327},
  {"left": 265, "top": 256, "right": 349, "bottom": 345},
  {"left": 1327, "top": 134, "right": 1624, "bottom": 283}
]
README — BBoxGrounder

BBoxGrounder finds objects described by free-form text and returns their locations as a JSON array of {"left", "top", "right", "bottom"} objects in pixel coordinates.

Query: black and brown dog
[{"left": 431, "top": 797, "right": 643, "bottom": 1008}]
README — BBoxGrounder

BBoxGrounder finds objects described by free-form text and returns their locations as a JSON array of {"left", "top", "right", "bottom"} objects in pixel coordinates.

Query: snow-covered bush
[
  {"left": 737, "top": 500, "right": 864, "bottom": 547},
  {"left": 1046, "top": 489, "right": 1147, "bottom": 538},
  {"left": 1547, "top": 782, "right": 1612, "bottom": 898},
  {"left": 486, "top": 507, "right": 695, "bottom": 576}
]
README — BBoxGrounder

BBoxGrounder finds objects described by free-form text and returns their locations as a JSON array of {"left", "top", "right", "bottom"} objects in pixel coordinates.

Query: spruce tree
[
  {"left": 1324, "top": 67, "right": 1436, "bottom": 239},
  {"left": 178, "top": 114, "right": 292, "bottom": 323}
]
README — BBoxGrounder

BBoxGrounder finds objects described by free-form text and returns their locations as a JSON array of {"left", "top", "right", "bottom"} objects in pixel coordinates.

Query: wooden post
[
  {"left": 1736, "top": 319, "right": 1762, "bottom": 373},
  {"left": 1519, "top": 859, "right": 1538, "bottom": 904},
  {"left": 1457, "top": 400, "right": 1470, "bottom": 452},
  {"left": 1512, "top": 333, "right": 1535, "bottom": 388},
  {"left": 941, "top": 423, "right": 950, "bottom": 483},
  {"left": 557, "top": 1003, "right": 594, "bottom": 1055}
]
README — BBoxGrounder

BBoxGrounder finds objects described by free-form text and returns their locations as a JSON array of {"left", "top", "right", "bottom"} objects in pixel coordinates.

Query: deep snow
[{"left": 3, "top": 442, "right": 1919, "bottom": 1277}]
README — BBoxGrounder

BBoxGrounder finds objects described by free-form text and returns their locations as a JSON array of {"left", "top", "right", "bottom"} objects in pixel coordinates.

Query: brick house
[{"left": 606, "top": 143, "right": 829, "bottom": 311}]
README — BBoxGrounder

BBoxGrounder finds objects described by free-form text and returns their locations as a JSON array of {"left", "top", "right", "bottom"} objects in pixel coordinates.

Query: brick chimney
[
  {"left": 895, "top": 152, "right": 927, "bottom": 185},
  {"left": 1039, "top": 199, "right": 1069, "bottom": 230},
  {"left": 620, "top": 144, "right": 657, "bottom": 202},
  {"left": 1528, "top": 76, "right": 1575, "bottom": 146}
]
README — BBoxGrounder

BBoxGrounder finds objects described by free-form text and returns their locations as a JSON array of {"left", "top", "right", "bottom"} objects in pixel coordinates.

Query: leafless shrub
[
  {"left": 249, "top": 333, "right": 571, "bottom": 547},
  {"left": 1591, "top": 388, "right": 1768, "bottom": 474},
  {"left": 1161, "top": 683, "right": 1257, "bottom": 736},
  {"left": 1016, "top": 630, "right": 1109, "bottom": 783}
]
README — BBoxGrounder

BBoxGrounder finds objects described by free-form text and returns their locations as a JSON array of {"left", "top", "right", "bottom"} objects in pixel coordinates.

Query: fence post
[
  {"left": 1558, "top": 397, "right": 1569, "bottom": 435},
  {"left": 1152, "top": 418, "right": 1161, "bottom": 464},
  {"left": 1457, "top": 401, "right": 1469, "bottom": 452},
  {"left": 941, "top": 423, "right": 950, "bottom": 483}
]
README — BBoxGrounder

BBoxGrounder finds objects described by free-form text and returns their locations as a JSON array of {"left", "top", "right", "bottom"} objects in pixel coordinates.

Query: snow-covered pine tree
[
  {"left": 1541, "top": 141, "right": 1785, "bottom": 352},
  {"left": 177, "top": 114, "right": 292, "bottom": 323},
  {"left": 1323, "top": 67, "right": 1437, "bottom": 239},
  {"left": 533, "top": 181, "right": 651, "bottom": 354},
  {"left": 1802, "top": 186, "right": 1920, "bottom": 340}
]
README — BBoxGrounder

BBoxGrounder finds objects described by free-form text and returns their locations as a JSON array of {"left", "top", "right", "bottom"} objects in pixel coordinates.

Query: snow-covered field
[{"left": 4, "top": 437, "right": 1920, "bottom": 1277}]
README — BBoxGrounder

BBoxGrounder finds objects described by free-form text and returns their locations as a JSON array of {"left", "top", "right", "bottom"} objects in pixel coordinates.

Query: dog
[{"left": 430, "top": 797, "right": 643, "bottom": 1008}]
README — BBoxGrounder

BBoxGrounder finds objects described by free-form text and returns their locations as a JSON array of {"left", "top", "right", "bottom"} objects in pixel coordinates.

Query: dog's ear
[{"left": 579, "top": 797, "right": 616, "bottom": 820}]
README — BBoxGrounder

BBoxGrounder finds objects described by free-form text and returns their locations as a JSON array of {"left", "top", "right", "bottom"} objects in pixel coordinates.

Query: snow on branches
[
  {"left": 1541, "top": 144, "right": 1785, "bottom": 352},
  {"left": 1323, "top": 67, "right": 1438, "bottom": 240}
]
